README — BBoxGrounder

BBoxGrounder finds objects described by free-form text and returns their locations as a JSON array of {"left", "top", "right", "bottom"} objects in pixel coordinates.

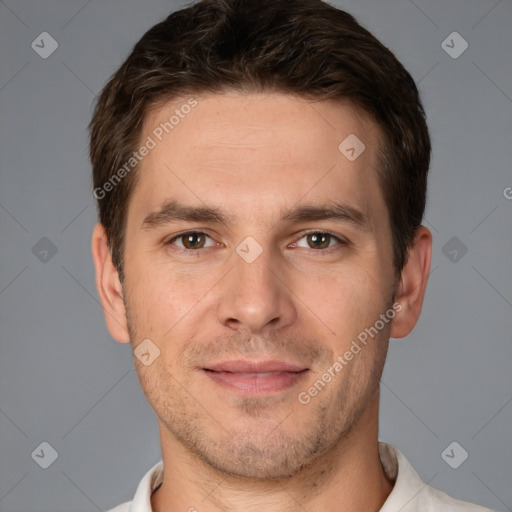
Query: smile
[{"left": 202, "top": 360, "right": 310, "bottom": 394}]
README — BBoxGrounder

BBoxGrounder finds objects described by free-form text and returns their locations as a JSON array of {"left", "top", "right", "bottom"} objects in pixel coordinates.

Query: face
[{"left": 119, "top": 92, "right": 399, "bottom": 479}]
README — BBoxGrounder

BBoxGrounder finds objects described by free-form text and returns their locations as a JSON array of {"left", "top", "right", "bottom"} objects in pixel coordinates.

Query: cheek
[
  {"left": 128, "top": 258, "right": 203, "bottom": 312},
  {"left": 124, "top": 262, "right": 219, "bottom": 358},
  {"left": 304, "top": 266, "right": 386, "bottom": 335}
]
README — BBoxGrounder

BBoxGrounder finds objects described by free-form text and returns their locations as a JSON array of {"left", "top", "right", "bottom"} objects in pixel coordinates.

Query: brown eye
[
  {"left": 165, "top": 231, "right": 218, "bottom": 253},
  {"left": 291, "top": 231, "right": 347, "bottom": 251},
  {"left": 306, "top": 232, "right": 332, "bottom": 249},
  {"left": 181, "top": 232, "right": 207, "bottom": 249}
]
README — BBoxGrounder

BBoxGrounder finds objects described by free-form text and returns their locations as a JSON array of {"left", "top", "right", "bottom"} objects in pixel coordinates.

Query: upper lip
[{"left": 204, "top": 360, "right": 308, "bottom": 373}]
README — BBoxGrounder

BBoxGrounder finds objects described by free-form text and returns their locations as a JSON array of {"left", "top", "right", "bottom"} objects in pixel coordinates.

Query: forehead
[{"left": 129, "top": 92, "right": 386, "bottom": 231}]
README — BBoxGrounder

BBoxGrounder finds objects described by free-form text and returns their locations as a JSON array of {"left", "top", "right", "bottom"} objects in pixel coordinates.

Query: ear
[
  {"left": 91, "top": 223, "right": 130, "bottom": 343},
  {"left": 390, "top": 226, "right": 432, "bottom": 339}
]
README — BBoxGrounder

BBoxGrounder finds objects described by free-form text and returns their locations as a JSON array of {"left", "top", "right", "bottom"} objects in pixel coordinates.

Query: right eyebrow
[{"left": 141, "top": 199, "right": 233, "bottom": 231}]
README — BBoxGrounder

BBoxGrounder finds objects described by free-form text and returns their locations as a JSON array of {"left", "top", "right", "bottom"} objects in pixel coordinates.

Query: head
[{"left": 91, "top": 0, "right": 432, "bottom": 480}]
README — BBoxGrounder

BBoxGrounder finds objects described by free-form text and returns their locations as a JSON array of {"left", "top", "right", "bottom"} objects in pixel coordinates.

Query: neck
[{"left": 151, "top": 392, "right": 394, "bottom": 512}]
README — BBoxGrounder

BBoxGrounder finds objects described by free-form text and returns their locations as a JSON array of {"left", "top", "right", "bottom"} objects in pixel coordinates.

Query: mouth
[{"left": 202, "top": 360, "right": 310, "bottom": 394}]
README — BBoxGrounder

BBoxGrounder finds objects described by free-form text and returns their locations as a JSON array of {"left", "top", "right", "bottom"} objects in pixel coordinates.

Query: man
[{"left": 90, "top": 0, "right": 496, "bottom": 510}]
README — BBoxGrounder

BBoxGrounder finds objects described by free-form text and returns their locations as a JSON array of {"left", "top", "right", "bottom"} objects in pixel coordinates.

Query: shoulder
[
  {"left": 418, "top": 484, "right": 496, "bottom": 511},
  {"left": 378, "top": 442, "right": 497, "bottom": 512},
  {"left": 104, "top": 501, "right": 131, "bottom": 512}
]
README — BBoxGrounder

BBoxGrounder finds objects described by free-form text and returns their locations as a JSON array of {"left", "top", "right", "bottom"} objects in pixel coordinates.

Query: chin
[
  {"left": 185, "top": 428, "right": 330, "bottom": 481},
  {"left": 204, "top": 448, "right": 308, "bottom": 480}
]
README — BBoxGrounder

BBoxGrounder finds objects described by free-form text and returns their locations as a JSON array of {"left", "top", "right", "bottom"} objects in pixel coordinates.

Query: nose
[{"left": 216, "top": 245, "right": 297, "bottom": 335}]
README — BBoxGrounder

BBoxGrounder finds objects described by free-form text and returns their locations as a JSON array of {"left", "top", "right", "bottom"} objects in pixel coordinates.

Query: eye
[
  {"left": 167, "top": 231, "right": 217, "bottom": 250},
  {"left": 291, "top": 231, "right": 346, "bottom": 250}
]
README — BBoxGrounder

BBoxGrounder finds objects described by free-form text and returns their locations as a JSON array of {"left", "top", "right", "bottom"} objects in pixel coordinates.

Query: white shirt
[{"left": 106, "top": 442, "right": 496, "bottom": 512}]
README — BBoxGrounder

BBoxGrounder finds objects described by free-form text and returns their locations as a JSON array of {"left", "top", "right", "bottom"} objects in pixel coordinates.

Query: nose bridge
[{"left": 216, "top": 242, "right": 296, "bottom": 333}]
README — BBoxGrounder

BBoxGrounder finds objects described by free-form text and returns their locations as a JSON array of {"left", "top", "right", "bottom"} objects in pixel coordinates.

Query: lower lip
[{"left": 204, "top": 369, "right": 309, "bottom": 394}]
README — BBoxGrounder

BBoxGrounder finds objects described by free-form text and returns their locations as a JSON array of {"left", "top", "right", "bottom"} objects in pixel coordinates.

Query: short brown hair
[{"left": 89, "top": 0, "right": 430, "bottom": 283}]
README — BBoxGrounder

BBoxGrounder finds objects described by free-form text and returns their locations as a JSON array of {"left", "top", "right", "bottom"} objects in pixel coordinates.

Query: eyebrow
[{"left": 140, "top": 199, "right": 371, "bottom": 233}]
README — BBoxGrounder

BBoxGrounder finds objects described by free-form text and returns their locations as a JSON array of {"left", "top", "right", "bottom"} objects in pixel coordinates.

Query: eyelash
[{"left": 164, "top": 230, "right": 349, "bottom": 255}]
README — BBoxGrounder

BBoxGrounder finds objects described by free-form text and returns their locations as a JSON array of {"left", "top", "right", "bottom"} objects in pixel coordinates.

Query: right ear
[{"left": 91, "top": 223, "right": 130, "bottom": 343}]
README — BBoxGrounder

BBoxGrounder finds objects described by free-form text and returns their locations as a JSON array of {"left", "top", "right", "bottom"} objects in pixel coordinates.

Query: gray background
[{"left": 0, "top": 0, "right": 511, "bottom": 511}]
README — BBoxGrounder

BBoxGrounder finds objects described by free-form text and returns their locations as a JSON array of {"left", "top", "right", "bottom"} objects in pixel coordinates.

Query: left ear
[{"left": 390, "top": 226, "right": 432, "bottom": 339}]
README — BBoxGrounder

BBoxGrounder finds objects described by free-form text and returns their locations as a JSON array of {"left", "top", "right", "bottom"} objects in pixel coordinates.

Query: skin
[{"left": 92, "top": 92, "right": 432, "bottom": 512}]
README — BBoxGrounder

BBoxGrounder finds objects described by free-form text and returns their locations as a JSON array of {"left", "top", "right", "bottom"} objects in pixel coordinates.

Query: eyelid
[
  {"left": 165, "top": 230, "right": 219, "bottom": 250},
  {"left": 290, "top": 230, "right": 349, "bottom": 249}
]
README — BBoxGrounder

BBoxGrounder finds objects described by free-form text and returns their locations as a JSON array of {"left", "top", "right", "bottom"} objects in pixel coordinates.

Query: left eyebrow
[{"left": 280, "top": 202, "right": 372, "bottom": 233}]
